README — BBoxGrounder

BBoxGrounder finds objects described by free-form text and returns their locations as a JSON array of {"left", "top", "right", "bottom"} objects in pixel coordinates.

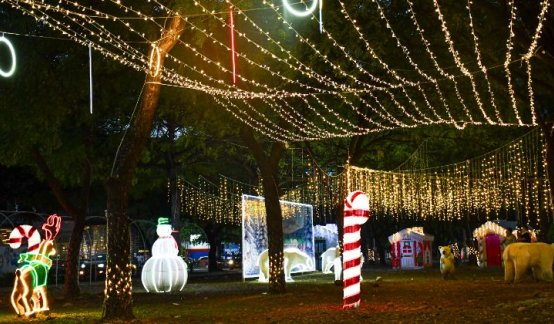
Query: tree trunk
[
  {"left": 103, "top": 178, "right": 133, "bottom": 320},
  {"left": 240, "top": 127, "right": 286, "bottom": 293},
  {"left": 206, "top": 223, "right": 221, "bottom": 272},
  {"left": 31, "top": 145, "right": 90, "bottom": 299},
  {"left": 101, "top": 16, "right": 184, "bottom": 321},
  {"left": 63, "top": 215, "right": 85, "bottom": 298},
  {"left": 167, "top": 151, "right": 182, "bottom": 250},
  {"left": 261, "top": 172, "right": 285, "bottom": 292}
]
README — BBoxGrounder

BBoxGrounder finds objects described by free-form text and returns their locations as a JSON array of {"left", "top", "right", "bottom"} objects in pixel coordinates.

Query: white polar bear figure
[
  {"left": 321, "top": 247, "right": 366, "bottom": 282},
  {"left": 439, "top": 245, "right": 455, "bottom": 279},
  {"left": 333, "top": 256, "right": 342, "bottom": 281},
  {"left": 321, "top": 247, "right": 339, "bottom": 274},
  {"left": 503, "top": 242, "right": 554, "bottom": 283},
  {"left": 321, "top": 247, "right": 342, "bottom": 281},
  {"left": 258, "top": 247, "right": 314, "bottom": 282}
]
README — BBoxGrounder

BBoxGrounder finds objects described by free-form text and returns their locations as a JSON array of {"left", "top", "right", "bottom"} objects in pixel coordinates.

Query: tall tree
[
  {"left": 240, "top": 126, "right": 287, "bottom": 292},
  {"left": 102, "top": 15, "right": 185, "bottom": 320}
]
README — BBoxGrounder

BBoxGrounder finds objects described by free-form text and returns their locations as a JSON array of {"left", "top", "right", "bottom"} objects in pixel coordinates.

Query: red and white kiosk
[
  {"left": 473, "top": 221, "right": 514, "bottom": 267},
  {"left": 388, "top": 227, "right": 434, "bottom": 269}
]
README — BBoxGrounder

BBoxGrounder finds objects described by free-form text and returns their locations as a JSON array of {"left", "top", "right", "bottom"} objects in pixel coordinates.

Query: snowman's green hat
[{"left": 157, "top": 217, "right": 170, "bottom": 225}]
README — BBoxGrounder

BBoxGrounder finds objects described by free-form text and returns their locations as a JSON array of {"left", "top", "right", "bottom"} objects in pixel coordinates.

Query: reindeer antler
[{"left": 42, "top": 214, "right": 62, "bottom": 241}]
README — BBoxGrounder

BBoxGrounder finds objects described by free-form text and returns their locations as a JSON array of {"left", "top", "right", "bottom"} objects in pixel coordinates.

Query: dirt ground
[{"left": 0, "top": 264, "right": 553, "bottom": 323}]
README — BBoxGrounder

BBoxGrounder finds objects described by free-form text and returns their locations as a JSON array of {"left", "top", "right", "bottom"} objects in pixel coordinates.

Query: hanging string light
[{"left": 2, "top": 0, "right": 547, "bottom": 141}]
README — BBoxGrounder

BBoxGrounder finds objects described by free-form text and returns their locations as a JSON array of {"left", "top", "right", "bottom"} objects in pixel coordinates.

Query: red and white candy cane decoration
[
  {"left": 343, "top": 190, "right": 370, "bottom": 310},
  {"left": 8, "top": 225, "right": 41, "bottom": 254}
]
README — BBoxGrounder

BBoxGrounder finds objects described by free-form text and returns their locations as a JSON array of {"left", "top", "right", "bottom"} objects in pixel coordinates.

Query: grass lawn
[{"left": 0, "top": 265, "right": 553, "bottom": 323}]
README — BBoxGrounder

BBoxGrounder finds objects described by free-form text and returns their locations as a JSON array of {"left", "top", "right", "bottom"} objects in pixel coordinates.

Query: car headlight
[
  {"left": 228, "top": 260, "right": 234, "bottom": 265},
  {"left": 98, "top": 263, "right": 104, "bottom": 268},
  {"left": 79, "top": 270, "right": 84, "bottom": 275},
  {"left": 81, "top": 264, "right": 86, "bottom": 269}
]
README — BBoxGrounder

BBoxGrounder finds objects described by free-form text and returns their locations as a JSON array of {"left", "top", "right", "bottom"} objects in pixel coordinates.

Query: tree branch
[{"left": 30, "top": 145, "right": 81, "bottom": 217}]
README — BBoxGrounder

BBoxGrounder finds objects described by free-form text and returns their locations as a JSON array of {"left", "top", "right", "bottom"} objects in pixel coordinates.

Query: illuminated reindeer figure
[{"left": 10, "top": 214, "right": 62, "bottom": 317}]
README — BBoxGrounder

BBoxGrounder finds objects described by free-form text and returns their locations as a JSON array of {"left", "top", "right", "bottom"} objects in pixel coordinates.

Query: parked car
[
  {"left": 195, "top": 256, "right": 209, "bottom": 271},
  {"left": 78, "top": 254, "right": 139, "bottom": 280},
  {"left": 79, "top": 254, "right": 107, "bottom": 281},
  {"left": 217, "top": 257, "right": 241, "bottom": 270}
]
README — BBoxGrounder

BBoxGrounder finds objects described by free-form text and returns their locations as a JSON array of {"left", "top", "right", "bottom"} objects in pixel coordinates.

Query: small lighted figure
[
  {"left": 10, "top": 214, "right": 62, "bottom": 317},
  {"left": 141, "top": 217, "right": 188, "bottom": 293}
]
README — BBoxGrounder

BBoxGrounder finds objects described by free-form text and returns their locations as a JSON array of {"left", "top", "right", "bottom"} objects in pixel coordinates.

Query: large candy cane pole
[{"left": 343, "top": 190, "right": 370, "bottom": 310}]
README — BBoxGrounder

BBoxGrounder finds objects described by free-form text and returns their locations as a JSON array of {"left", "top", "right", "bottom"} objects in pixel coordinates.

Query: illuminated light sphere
[
  {"left": 0, "top": 35, "right": 16, "bottom": 78},
  {"left": 141, "top": 218, "right": 188, "bottom": 293},
  {"left": 283, "top": 0, "right": 318, "bottom": 17}
]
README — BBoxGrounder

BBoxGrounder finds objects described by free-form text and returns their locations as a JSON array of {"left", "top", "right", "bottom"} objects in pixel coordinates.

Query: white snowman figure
[{"left": 141, "top": 217, "right": 188, "bottom": 293}]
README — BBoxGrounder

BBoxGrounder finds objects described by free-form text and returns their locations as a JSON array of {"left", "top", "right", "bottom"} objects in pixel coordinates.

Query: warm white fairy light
[
  {"left": 2, "top": 0, "right": 546, "bottom": 142},
  {"left": 265, "top": 1, "right": 396, "bottom": 92},
  {"left": 523, "top": 0, "right": 551, "bottom": 125},
  {"left": 368, "top": 0, "right": 460, "bottom": 127},
  {"left": 240, "top": 99, "right": 316, "bottom": 141},
  {"left": 228, "top": 4, "right": 369, "bottom": 95},
  {"left": 262, "top": 98, "right": 334, "bottom": 138},
  {"left": 284, "top": 129, "right": 551, "bottom": 225},
  {"left": 400, "top": 0, "right": 474, "bottom": 125},
  {"left": 432, "top": 0, "right": 493, "bottom": 124},
  {"left": 275, "top": 98, "right": 339, "bottom": 138},
  {"left": 359, "top": 92, "right": 406, "bottom": 127},
  {"left": 340, "top": 0, "right": 449, "bottom": 123},
  {"left": 310, "top": 94, "right": 376, "bottom": 133},
  {"left": 466, "top": 0, "right": 503, "bottom": 125},
  {"left": 7, "top": 0, "right": 333, "bottom": 101},
  {"left": 504, "top": 0, "right": 522, "bottom": 125},
  {"left": 192, "top": 0, "right": 387, "bottom": 95},
  {"left": 212, "top": 96, "right": 292, "bottom": 142},
  {"left": 319, "top": 26, "right": 403, "bottom": 89},
  {"left": 178, "top": 13, "right": 343, "bottom": 96},
  {"left": 335, "top": 93, "right": 395, "bottom": 130}
]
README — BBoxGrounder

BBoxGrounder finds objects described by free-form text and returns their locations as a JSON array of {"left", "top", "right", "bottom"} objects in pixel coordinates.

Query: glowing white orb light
[
  {"left": 283, "top": 0, "right": 318, "bottom": 17},
  {"left": 141, "top": 218, "right": 188, "bottom": 293},
  {"left": 0, "top": 35, "right": 16, "bottom": 78}
]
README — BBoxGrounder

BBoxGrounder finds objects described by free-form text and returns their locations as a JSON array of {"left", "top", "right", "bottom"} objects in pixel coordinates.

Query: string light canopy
[
  {"left": 1, "top": 0, "right": 551, "bottom": 142},
  {"left": 174, "top": 129, "right": 551, "bottom": 228},
  {"left": 284, "top": 128, "right": 552, "bottom": 227}
]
